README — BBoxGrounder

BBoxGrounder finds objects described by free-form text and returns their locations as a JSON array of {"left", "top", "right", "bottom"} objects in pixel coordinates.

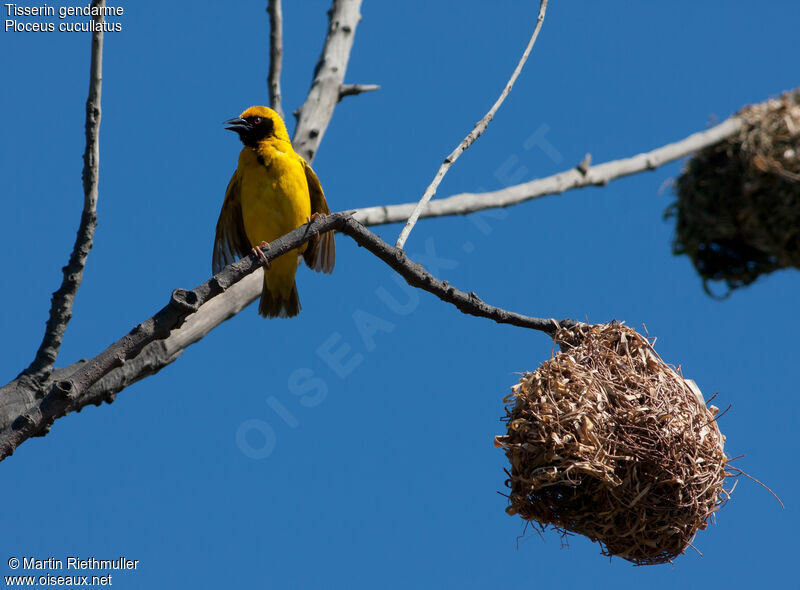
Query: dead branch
[
  {"left": 0, "top": 213, "right": 576, "bottom": 461},
  {"left": 266, "top": 0, "right": 284, "bottom": 118},
  {"left": 355, "top": 117, "right": 744, "bottom": 226},
  {"left": 394, "top": 0, "right": 548, "bottom": 249},
  {"left": 339, "top": 83, "right": 380, "bottom": 101},
  {"left": 24, "top": 0, "right": 106, "bottom": 383},
  {"left": 293, "top": 0, "right": 364, "bottom": 162}
]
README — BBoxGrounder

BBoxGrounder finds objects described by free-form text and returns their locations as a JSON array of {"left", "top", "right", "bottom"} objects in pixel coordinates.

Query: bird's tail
[{"left": 258, "top": 275, "right": 301, "bottom": 318}]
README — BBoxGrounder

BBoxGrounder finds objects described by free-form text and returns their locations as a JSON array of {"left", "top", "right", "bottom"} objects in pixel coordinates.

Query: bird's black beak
[{"left": 224, "top": 117, "right": 251, "bottom": 134}]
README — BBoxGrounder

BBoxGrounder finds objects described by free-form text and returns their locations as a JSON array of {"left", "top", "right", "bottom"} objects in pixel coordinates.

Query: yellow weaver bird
[{"left": 212, "top": 106, "right": 335, "bottom": 318}]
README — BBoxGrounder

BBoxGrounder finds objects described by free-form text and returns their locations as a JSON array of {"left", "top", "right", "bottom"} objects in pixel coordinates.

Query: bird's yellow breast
[{"left": 238, "top": 143, "right": 311, "bottom": 250}]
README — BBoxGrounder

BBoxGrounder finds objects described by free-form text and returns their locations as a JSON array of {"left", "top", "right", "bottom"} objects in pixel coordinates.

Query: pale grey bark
[
  {"left": 293, "top": 0, "right": 363, "bottom": 163},
  {"left": 267, "top": 0, "right": 284, "bottom": 118},
  {"left": 356, "top": 117, "right": 744, "bottom": 226}
]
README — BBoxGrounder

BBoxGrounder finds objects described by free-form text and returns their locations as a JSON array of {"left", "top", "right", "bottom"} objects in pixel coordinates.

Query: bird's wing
[
  {"left": 302, "top": 160, "right": 335, "bottom": 274},
  {"left": 212, "top": 169, "right": 251, "bottom": 274}
]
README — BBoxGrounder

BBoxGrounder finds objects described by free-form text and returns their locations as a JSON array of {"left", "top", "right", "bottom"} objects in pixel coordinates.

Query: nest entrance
[
  {"left": 669, "top": 89, "right": 800, "bottom": 295},
  {"left": 497, "top": 323, "right": 730, "bottom": 565}
]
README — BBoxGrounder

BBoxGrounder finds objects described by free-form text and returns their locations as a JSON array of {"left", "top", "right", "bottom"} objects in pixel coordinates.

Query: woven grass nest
[
  {"left": 669, "top": 88, "right": 800, "bottom": 295},
  {"left": 496, "top": 323, "right": 730, "bottom": 565}
]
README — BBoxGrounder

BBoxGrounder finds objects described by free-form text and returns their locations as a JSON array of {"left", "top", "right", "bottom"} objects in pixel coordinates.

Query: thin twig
[
  {"left": 293, "top": 0, "right": 364, "bottom": 163},
  {"left": 394, "top": 0, "right": 548, "bottom": 249},
  {"left": 24, "top": 0, "right": 105, "bottom": 382},
  {"left": 337, "top": 216, "right": 573, "bottom": 334},
  {"left": 356, "top": 116, "right": 744, "bottom": 226},
  {"left": 0, "top": 212, "right": 576, "bottom": 461},
  {"left": 267, "top": 0, "right": 284, "bottom": 119},
  {"left": 339, "top": 83, "right": 380, "bottom": 101}
]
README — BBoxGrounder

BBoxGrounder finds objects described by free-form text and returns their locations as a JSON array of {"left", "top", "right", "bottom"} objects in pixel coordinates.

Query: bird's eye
[{"left": 253, "top": 117, "right": 262, "bottom": 125}]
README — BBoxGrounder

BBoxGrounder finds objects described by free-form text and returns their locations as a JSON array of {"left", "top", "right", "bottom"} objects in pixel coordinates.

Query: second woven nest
[{"left": 669, "top": 88, "right": 800, "bottom": 295}]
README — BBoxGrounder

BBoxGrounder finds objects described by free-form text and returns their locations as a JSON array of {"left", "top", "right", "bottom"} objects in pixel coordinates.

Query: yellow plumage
[{"left": 212, "top": 106, "right": 335, "bottom": 317}]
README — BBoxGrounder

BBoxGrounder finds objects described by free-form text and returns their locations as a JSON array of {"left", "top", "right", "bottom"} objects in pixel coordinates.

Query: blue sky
[{"left": 2, "top": 1, "right": 798, "bottom": 588}]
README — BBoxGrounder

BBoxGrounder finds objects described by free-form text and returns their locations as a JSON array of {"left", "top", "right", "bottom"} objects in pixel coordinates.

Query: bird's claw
[{"left": 251, "top": 241, "right": 271, "bottom": 269}]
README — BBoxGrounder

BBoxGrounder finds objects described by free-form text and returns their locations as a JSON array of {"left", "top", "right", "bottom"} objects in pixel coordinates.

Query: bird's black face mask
[{"left": 224, "top": 116, "right": 275, "bottom": 147}]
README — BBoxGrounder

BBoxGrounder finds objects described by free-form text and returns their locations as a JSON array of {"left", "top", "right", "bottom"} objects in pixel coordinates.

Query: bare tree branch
[
  {"left": 0, "top": 213, "right": 575, "bottom": 461},
  {"left": 267, "top": 0, "right": 284, "bottom": 118},
  {"left": 394, "top": 0, "right": 549, "bottom": 250},
  {"left": 24, "top": 1, "right": 106, "bottom": 383},
  {"left": 293, "top": 0, "right": 364, "bottom": 162},
  {"left": 339, "top": 83, "right": 380, "bottom": 101},
  {"left": 355, "top": 116, "right": 745, "bottom": 226}
]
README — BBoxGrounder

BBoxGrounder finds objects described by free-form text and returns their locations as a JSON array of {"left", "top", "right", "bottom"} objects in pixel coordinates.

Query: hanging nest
[
  {"left": 668, "top": 88, "right": 800, "bottom": 295},
  {"left": 496, "top": 323, "right": 730, "bottom": 565}
]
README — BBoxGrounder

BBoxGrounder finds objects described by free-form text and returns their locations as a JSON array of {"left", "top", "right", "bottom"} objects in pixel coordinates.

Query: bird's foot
[
  {"left": 251, "top": 241, "right": 271, "bottom": 269},
  {"left": 306, "top": 212, "right": 326, "bottom": 224}
]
